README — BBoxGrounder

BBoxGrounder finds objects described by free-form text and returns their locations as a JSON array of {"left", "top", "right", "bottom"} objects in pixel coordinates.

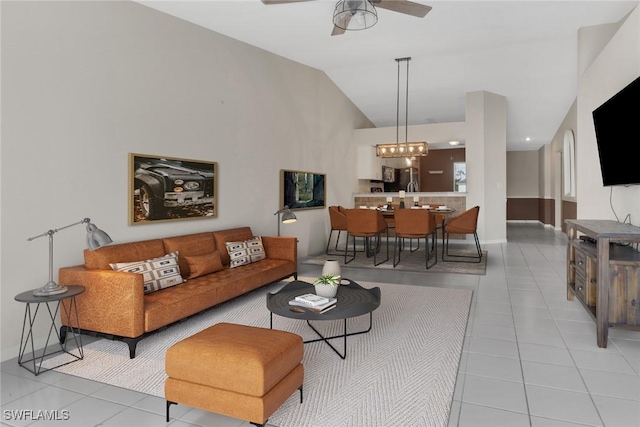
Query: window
[
  {"left": 454, "top": 162, "right": 466, "bottom": 192},
  {"left": 563, "top": 130, "right": 576, "bottom": 197}
]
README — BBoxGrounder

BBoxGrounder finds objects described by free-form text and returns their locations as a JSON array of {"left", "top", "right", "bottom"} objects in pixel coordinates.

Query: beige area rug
[
  {"left": 45, "top": 278, "right": 472, "bottom": 427},
  {"left": 307, "top": 244, "right": 487, "bottom": 275}
]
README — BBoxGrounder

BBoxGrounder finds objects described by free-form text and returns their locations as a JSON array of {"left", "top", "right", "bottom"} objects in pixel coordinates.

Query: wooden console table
[{"left": 565, "top": 219, "right": 640, "bottom": 348}]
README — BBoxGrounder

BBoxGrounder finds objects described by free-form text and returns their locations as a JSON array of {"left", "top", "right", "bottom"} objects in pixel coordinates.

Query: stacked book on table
[{"left": 289, "top": 293, "right": 337, "bottom": 314}]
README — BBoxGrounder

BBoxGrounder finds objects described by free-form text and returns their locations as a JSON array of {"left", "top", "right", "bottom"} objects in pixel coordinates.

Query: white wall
[
  {"left": 576, "top": 6, "right": 640, "bottom": 221},
  {"left": 0, "top": 1, "right": 372, "bottom": 360},
  {"left": 507, "top": 152, "right": 539, "bottom": 198},
  {"left": 465, "top": 91, "right": 507, "bottom": 244}
]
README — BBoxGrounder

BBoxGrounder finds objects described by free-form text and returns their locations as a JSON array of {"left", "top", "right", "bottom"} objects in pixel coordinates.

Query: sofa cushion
[
  {"left": 225, "top": 237, "right": 266, "bottom": 268},
  {"left": 110, "top": 252, "right": 184, "bottom": 294},
  {"left": 183, "top": 251, "right": 223, "bottom": 279},
  {"left": 162, "top": 232, "right": 217, "bottom": 278},
  {"left": 213, "top": 227, "right": 254, "bottom": 266},
  {"left": 85, "top": 239, "right": 166, "bottom": 270}
]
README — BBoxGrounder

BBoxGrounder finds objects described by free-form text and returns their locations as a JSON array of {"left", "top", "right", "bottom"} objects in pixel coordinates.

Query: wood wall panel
[
  {"left": 508, "top": 198, "right": 556, "bottom": 227},
  {"left": 419, "top": 148, "right": 465, "bottom": 192},
  {"left": 507, "top": 198, "right": 539, "bottom": 220}
]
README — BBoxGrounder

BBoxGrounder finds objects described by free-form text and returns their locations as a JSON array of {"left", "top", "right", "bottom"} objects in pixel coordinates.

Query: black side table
[{"left": 14, "top": 285, "right": 85, "bottom": 375}]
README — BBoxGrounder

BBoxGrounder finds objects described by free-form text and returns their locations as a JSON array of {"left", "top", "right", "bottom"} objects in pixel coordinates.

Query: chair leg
[
  {"left": 344, "top": 232, "right": 356, "bottom": 264},
  {"left": 442, "top": 231, "right": 482, "bottom": 263},
  {"left": 374, "top": 229, "right": 389, "bottom": 266},
  {"left": 393, "top": 236, "right": 402, "bottom": 267},
  {"left": 410, "top": 238, "right": 420, "bottom": 252},
  {"left": 426, "top": 232, "right": 438, "bottom": 269},
  {"left": 325, "top": 229, "right": 336, "bottom": 255}
]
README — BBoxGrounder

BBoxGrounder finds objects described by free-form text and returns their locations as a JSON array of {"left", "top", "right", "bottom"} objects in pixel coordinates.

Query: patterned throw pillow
[
  {"left": 225, "top": 236, "right": 266, "bottom": 268},
  {"left": 183, "top": 251, "right": 224, "bottom": 279},
  {"left": 110, "top": 252, "right": 184, "bottom": 294}
]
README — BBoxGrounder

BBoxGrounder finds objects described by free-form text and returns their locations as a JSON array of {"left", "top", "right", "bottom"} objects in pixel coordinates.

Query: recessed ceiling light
[{"left": 525, "top": 137, "right": 532, "bottom": 142}]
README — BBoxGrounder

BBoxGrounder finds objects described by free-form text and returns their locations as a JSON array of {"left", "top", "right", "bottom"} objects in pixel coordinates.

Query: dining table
[
  {"left": 377, "top": 206, "right": 455, "bottom": 240},
  {"left": 379, "top": 206, "right": 456, "bottom": 225}
]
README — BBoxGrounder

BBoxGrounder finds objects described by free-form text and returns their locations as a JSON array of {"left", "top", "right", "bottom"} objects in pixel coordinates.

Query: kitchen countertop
[{"left": 354, "top": 192, "right": 466, "bottom": 197}]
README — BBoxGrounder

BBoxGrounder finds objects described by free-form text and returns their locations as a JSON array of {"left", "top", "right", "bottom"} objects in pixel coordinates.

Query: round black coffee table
[{"left": 266, "top": 278, "right": 381, "bottom": 359}]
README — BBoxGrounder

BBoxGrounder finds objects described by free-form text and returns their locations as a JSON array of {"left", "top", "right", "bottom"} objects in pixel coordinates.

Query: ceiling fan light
[{"left": 333, "top": 0, "right": 378, "bottom": 31}]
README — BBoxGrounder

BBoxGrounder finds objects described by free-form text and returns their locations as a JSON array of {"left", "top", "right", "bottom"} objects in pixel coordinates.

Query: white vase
[
  {"left": 314, "top": 283, "right": 338, "bottom": 298},
  {"left": 322, "top": 260, "right": 341, "bottom": 279}
]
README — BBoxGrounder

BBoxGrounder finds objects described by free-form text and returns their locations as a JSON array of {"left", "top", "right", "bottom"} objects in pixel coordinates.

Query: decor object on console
[
  {"left": 280, "top": 169, "right": 326, "bottom": 211},
  {"left": 313, "top": 273, "right": 341, "bottom": 298},
  {"left": 274, "top": 205, "right": 297, "bottom": 236},
  {"left": 57, "top": 226, "right": 297, "bottom": 358},
  {"left": 129, "top": 153, "right": 216, "bottom": 224},
  {"left": 27, "top": 218, "right": 112, "bottom": 296},
  {"left": 376, "top": 57, "right": 428, "bottom": 158}
]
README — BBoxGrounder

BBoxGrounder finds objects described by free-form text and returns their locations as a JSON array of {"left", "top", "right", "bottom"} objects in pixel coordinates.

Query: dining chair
[
  {"left": 393, "top": 209, "right": 437, "bottom": 269},
  {"left": 431, "top": 205, "right": 446, "bottom": 233},
  {"left": 344, "top": 209, "right": 389, "bottom": 266},
  {"left": 326, "top": 206, "right": 348, "bottom": 255},
  {"left": 442, "top": 206, "right": 482, "bottom": 263}
]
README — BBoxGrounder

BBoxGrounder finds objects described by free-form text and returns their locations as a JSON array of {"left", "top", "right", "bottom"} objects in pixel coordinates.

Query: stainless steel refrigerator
[{"left": 399, "top": 167, "right": 419, "bottom": 192}]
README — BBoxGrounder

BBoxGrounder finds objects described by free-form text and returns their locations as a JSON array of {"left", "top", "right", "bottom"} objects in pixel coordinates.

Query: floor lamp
[
  {"left": 27, "top": 218, "right": 113, "bottom": 296},
  {"left": 274, "top": 206, "right": 297, "bottom": 236}
]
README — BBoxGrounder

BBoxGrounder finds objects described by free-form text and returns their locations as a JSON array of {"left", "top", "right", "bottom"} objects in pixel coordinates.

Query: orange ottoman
[{"left": 165, "top": 322, "right": 304, "bottom": 427}]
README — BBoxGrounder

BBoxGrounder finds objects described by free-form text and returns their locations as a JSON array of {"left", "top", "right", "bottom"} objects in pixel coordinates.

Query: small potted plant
[{"left": 313, "top": 273, "right": 341, "bottom": 298}]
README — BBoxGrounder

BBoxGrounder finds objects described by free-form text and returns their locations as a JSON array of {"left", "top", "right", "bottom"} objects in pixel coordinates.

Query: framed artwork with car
[{"left": 129, "top": 153, "right": 217, "bottom": 224}]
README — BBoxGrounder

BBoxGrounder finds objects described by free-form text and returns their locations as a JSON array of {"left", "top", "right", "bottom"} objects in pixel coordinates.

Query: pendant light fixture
[{"left": 376, "top": 57, "right": 428, "bottom": 158}]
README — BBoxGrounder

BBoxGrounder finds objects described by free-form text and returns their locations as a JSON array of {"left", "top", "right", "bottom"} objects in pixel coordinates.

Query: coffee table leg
[{"left": 304, "top": 312, "right": 374, "bottom": 359}]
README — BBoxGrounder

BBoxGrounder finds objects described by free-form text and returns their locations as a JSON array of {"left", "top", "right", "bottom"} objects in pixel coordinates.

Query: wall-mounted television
[{"left": 592, "top": 75, "right": 640, "bottom": 186}]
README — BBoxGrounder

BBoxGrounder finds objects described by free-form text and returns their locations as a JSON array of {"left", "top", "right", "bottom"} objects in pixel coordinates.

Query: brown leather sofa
[{"left": 58, "top": 227, "right": 297, "bottom": 358}]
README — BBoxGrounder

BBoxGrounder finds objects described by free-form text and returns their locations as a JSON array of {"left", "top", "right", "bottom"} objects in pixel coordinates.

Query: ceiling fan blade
[
  {"left": 331, "top": 12, "right": 351, "bottom": 36},
  {"left": 261, "top": 0, "right": 315, "bottom": 4},
  {"left": 331, "top": 25, "right": 346, "bottom": 36},
  {"left": 373, "top": 0, "right": 432, "bottom": 18}
]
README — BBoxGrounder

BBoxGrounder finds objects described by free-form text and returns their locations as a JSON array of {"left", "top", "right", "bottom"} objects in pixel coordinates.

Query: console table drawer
[
  {"left": 574, "top": 272, "right": 587, "bottom": 303},
  {"left": 575, "top": 250, "right": 587, "bottom": 276}
]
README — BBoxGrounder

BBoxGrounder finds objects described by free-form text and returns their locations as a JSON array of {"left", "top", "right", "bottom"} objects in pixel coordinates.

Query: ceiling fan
[{"left": 260, "top": 0, "right": 432, "bottom": 36}]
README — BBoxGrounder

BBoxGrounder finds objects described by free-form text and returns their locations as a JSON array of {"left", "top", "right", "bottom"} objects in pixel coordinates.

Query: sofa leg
[
  {"left": 250, "top": 422, "right": 265, "bottom": 427},
  {"left": 122, "top": 337, "right": 139, "bottom": 359},
  {"left": 166, "top": 400, "right": 176, "bottom": 422},
  {"left": 59, "top": 326, "right": 67, "bottom": 344},
  {"left": 299, "top": 384, "right": 304, "bottom": 404},
  {"left": 294, "top": 272, "right": 298, "bottom": 280}
]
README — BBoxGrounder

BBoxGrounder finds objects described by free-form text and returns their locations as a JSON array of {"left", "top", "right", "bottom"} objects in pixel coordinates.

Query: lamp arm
[{"left": 26, "top": 218, "right": 89, "bottom": 242}]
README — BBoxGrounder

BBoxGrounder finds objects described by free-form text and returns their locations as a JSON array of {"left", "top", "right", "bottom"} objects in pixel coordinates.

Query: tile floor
[{"left": 1, "top": 223, "right": 639, "bottom": 426}]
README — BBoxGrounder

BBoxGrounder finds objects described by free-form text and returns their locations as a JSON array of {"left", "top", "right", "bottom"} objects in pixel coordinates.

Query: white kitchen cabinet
[{"left": 357, "top": 145, "right": 382, "bottom": 180}]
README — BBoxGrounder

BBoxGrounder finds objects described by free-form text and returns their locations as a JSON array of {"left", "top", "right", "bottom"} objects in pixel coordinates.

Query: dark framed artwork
[
  {"left": 129, "top": 153, "right": 217, "bottom": 225},
  {"left": 280, "top": 169, "right": 326, "bottom": 210}
]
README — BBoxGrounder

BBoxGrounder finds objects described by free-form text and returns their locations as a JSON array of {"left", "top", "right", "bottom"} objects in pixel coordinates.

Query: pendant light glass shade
[{"left": 333, "top": 0, "right": 378, "bottom": 31}]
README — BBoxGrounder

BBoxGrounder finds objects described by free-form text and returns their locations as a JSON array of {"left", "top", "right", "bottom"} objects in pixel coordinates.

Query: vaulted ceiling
[{"left": 137, "top": 0, "right": 639, "bottom": 151}]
